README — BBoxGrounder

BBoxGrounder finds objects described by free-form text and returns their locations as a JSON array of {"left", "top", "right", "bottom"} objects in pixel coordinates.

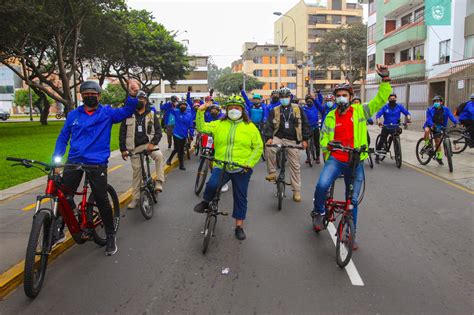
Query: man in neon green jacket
[
  {"left": 193, "top": 96, "right": 263, "bottom": 240},
  {"left": 312, "top": 64, "right": 392, "bottom": 250}
]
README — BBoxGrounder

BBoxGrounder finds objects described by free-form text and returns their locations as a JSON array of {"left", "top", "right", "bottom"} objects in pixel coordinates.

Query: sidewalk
[
  {"left": 0, "top": 139, "right": 177, "bottom": 275},
  {"left": 368, "top": 126, "right": 474, "bottom": 191}
]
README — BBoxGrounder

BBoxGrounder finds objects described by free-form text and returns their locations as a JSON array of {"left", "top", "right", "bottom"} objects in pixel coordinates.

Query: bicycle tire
[
  {"left": 444, "top": 138, "right": 453, "bottom": 173},
  {"left": 336, "top": 215, "right": 355, "bottom": 268},
  {"left": 202, "top": 215, "right": 216, "bottom": 255},
  {"left": 367, "top": 153, "right": 374, "bottom": 169},
  {"left": 394, "top": 137, "right": 402, "bottom": 168},
  {"left": 276, "top": 150, "right": 281, "bottom": 169},
  {"left": 375, "top": 134, "right": 387, "bottom": 162},
  {"left": 139, "top": 189, "right": 154, "bottom": 220},
  {"left": 306, "top": 145, "right": 313, "bottom": 167},
  {"left": 90, "top": 185, "right": 120, "bottom": 246},
  {"left": 194, "top": 158, "right": 209, "bottom": 195},
  {"left": 24, "top": 210, "right": 52, "bottom": 298},
  {"left": 277, "top": 181, "right": 284, "bottom": 211},
  {"left": 416, "top": 138, "right": 432, "bottom": 165},
  {"left": 448, "top": 129, "right": 468, "bottom": 154}
]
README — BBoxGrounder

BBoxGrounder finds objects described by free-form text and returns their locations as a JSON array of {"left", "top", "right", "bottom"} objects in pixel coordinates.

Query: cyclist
[
  {"left": 317, "top": 94, "right": 337, "bottom": 126},
  {"left": 311, "top": 64, "right": 392, "bottom": 250},
  {"left": 193, "top": 96, "right": 263, "bottom": 240},
  {"left": 375, "top": 93, "right": 411, "bottom": 163},
  {"left": 268, "top": 89, "right": 281, "bottom": 111},
  {"left": 265, "top": 87, "right": 311, "bottom": 202},
  {"left": 304, "top": 94, "right": 322, "bottom": 164},
  {"left": 423, "top": 95, "right": 458, "bottom": 164},
  {"left": 240, "top": 87, "right": 268, "bottom": 127},
  {"left": 53, "top": 80, "right": 139, "bottom": 256},
  {"left": 455, "top": 93, "right": 474, "bottom": 145},
  {"left": 119, "top": 90, "right": 165, "bottom": 209},
  {"left": 160, "top": 95, "right": 179, "bottom": 149},
  {"left": 165, "top": 99, "right": 194, "bottom": 170}
]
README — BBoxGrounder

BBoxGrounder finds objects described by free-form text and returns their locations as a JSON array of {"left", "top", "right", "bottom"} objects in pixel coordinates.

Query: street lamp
[{"left": 273, "top": 12, "right": 298, "bottom": 97}]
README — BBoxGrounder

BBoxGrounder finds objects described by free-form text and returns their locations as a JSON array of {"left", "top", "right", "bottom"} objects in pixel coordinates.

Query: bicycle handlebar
[
  {"left": 126, "top": 148, "right": 160, "bottom": 157},
  {"left": 201, "top": 156, "right": 249, "bottom": 170},
  {"left": 328, "top": 141, "right": 368, "bottom": 153},
  {"left": 6, "top": 157, "right": 100, "bottom": 171},
  {"left": 266, "top": 144, "right": 304, "bottom": 150}
]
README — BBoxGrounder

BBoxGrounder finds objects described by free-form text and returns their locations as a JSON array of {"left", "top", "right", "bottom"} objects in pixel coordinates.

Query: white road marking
[{"left": 327, "top": 222, "right": 365, "bottom": 286}]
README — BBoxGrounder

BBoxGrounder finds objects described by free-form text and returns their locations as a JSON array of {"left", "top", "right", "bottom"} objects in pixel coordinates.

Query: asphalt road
[{"left": 1, "top": 155, "right": 472, "bottom": 314}]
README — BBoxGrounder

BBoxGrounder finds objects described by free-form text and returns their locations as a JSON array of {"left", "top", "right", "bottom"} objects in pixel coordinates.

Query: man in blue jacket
[
  {"left": 240, "top": 87, "right": 267, "bottom": 127},
  {"left": 304, "top": 94, "right": 323, "bottom": 164},
  {"left": 317, "top": 94, "right": 337, "bottom": 126},
  {"left": 53, "top": 80, "right": 138, "bottom": 256},
  {"left": 375, "top": 93, "right": 411, "bottom": 161},
  {"left": 160, "top": 95, "right": 179, "bottom": 148},
  {"left": 267, "top": 89, "right": 281, "bottom": 111},
  {"left": 423, "top": 95, "right": 458, "bottom": 164},
  {"left": 456, "top": 94, "right": 474, "bottom": 146},
  {"left": 166, "top": 100, "right": 194, "bottom": 170}
]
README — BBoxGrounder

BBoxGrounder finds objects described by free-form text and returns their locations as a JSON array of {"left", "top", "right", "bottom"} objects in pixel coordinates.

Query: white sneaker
[
  {"left": 128, "top": 199, "right": 138, "bottom": 209},
  {"left": 221, "top": 183, "right": 229, "bottom": 193}
]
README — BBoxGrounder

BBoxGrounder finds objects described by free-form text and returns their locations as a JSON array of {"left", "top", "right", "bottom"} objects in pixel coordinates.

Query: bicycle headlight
[{"left": 53, "top": 156, "right": 62, "bottom": 164}]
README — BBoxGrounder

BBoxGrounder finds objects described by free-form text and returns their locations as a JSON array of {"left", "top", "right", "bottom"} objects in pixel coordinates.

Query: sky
[{"left": 127, "top": 0, "right": 302, "bottom": 68}]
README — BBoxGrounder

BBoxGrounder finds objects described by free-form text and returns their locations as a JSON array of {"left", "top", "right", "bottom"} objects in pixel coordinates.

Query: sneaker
[
  {"left": 305, "top": 159, "right": 310, "bottom": 164},
  {"left": 436, "top": 158, "right": 444, "bottom": 165},
  {"left": 221, "top": 183, "right": 229, "bottom": 193},
  {"left": 235, "top": 226, "right": 246, "bottom": 240},
  {"left": 179, "top": 166, "right": 186, "bottom": 170},
  {"left": 293, "top": 191, "right": 301, "bottom": 202},
  {"left": 265, "top": 173, "right": 277, "bottom": 182},
  {"left": 311, "top": 211, "right": 325, "bottom": 232},
  {"left": 353, "top": 240, "right": 359, "bottom": 251},
  {"left": 194, "top": 201, "right": 209, "bottom": 213},
  {"left": 105, "top": 235, "right": 118, "bottom": 256},
  {"left": 127, "top": 199, "right": 138, "bottom": 209},
  {"left": 166, "top": 159, "right": 172, "bottom": 166},
  {"left": 315, "top": 157, "right": 321, "bottom": 164},
  {"left": 155, "top": 181, "right": 163, "bottom": 192},
  {"left": 52, "top": 229, "right": 66, "bottom": 245}
]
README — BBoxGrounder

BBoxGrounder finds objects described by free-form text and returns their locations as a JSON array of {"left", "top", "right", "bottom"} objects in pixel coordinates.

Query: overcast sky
[{"left": 127, "top": 0, "right": 302, "bottom": 68}]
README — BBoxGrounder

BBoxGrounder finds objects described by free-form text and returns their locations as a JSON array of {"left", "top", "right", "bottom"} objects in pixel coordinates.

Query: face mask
[
  {"left": 179, "top": 106, "right": 187, "bottom": 113},
  {"left": 83, "top": 96, "right": 98, "bottom": 108},
  {"left": 272, "top": 96, "right": 279, "bottom": 103},
  {"left": 211, "top": 112, "right": 219, "bottom": 119},
  {"left": 326, "top": 101, "right": 334, "bottom": 108},
  {"left": 389, "top": 100, "right": 396, "bottom": 107},
  {"left": 336, "top": 96, "right": 349, "bottom": 105},
  {"left": 306, "top": 101, "right": 313, "bottom": 107},
  {"left": 253, "top": 102, "right": 261, "bottom": 107},
  {"left": 227, "top": 109, "right": 242, "bottom": 120},
  {"left": 434, "top": 102, "right": 441, "bottom": 108},
  {"left": 280, "top": 98, "right": 290, "bottom": 106}
]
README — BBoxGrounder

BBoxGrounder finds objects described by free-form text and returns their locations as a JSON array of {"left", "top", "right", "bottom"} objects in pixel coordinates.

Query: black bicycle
[
  {"left": 199, "top": 157, "right": 248, "bottom": 254},
  {"left": 305, "top": 126, "right": 319, "bottom": 167},
  {"left": 257, "top": 122, "right": 266, "bottom": 161},
  {"left": 194, "top": 135, "right": 214, "bottom": 195},
  {"left": 128, "top": 148, "right": 160, "bottom": 219},
  {"left": 416, "top": 127, "right": 453, "bottom": 173},
  {"left": 266, "top": 143, "right": 303, "bottom": 210},
  {"left": 375, "top": 122, "right": 407, "bottom": 169},
  {"left": 448, "top": 126, "right": 472, "bottom": 154}
]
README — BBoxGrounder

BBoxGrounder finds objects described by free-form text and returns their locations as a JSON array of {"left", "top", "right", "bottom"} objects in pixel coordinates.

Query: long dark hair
[{"left": 221, "top": 108, "right": 251, "bottom": 123}]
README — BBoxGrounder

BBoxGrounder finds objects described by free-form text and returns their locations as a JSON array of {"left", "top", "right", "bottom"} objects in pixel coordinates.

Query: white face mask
[
  {"left": 227, "top": 109, "right": 242, "bottom": 120},
  {"left": 336, "top": 96, "right": 349, "bottom": 105}
]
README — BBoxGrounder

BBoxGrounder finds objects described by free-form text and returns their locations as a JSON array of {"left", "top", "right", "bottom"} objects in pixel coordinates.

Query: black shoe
[
  {"left": 235, "top": 226, "right": 246, "bottom": 240},
  {"left": 105, "top": 235, "right": 118, "bottom": 256},
  {"left": 436, "top": 158, "right": 444, "bottom": 165},
  {"left": 194, "top": 201, "right": 209, "bottom": 213},
  {"left": 52, "top": 229, "right": 66, "bottom": 245},
  {"left": 166, "top": 159, "right": 172, "bottom": 166},
  {"left": 375, "top": 156, "right": 380, "bottom": 164},
  {"left": 179, "top": 166, "right": 186, "bottom": 170}
]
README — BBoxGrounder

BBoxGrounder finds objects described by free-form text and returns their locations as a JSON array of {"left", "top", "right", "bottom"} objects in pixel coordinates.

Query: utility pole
[{"left": 278, "top": 27, "right": 282, "bottom": 88}]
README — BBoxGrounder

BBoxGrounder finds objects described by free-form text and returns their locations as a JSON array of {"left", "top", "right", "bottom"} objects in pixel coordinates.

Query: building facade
[
  {"left": 0, "top": 65, "right": 23, "bottom": 111},
  {"left": 274, "top": 0, "right": 363, "bottom": 90},
  {"left": 231, "top": 42, "right": 304, "bottom": 99}
]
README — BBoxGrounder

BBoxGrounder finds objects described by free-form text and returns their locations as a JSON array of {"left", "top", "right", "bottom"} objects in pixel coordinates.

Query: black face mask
[
  {"left": 83, "top": 96, "right": 98, "bottom": 108},
  {"left": 211, "top": 112, "right": 219, "bottom": 119},
  {"left": 179, "top": 107, "right": 187, "bottom": 113},
  {"left": 306, "top": 101, "right": 313, "bottom": 107},
  {"left": 253, "top": 102, "right": 261, "bottom": 108},
  {"left": 337, "top": 102, "right": 350, "bottom": 113},
  {"left": 272, "top": 96, "right": 279, "bottom": 103},
  {"left": 389, "top": 100, "right": 396, "bottom": 107}
]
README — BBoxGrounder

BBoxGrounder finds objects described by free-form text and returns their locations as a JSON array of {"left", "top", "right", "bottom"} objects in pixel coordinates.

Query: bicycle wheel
[
  {"left": 448, "top": 129, "right": 468, "bottom": 154},
  {"left": 202, "top": 215, "right": 216, "bottom": 255},
  {"left": 306, "top": 146, "right": 313, "bottom": 167},
  {"left": 336, "top": 215, "right": 355, "bottom": 268},
  {"left": 277, "top": 181, "right": 284, "bottom": 211},
  {"left": 416, "top": 138, "right": 432, "bottom": 165},
  {"left": 443, "top": 138, "right": 453, "bottom": 173},
  {"left": 194, "top": 157, "right": 209, "bottom": 195},
  {"left": 394, "top": 137, "right": 402, "bottom": 168},
  {"left": 89, "top": 185, "right": 120, "bottom": 246},
  {"left": 367, "top": 153, "right": 374, "bottom": 169},
  {"left": 276, "top": 151, "right": 282, "bottom": 169},
  {"left": 139, "top": 189, "right": 154, "bottom": 220},
  {"left": 24, "top": 210, "right": 52, "bottom": 298},
  {"left": 375, "top": 134, "right": 386, "bottom": 161}
]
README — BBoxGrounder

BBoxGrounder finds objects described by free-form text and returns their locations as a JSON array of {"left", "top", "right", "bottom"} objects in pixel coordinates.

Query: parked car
[{"left": 0, "top": 109, "right": 10, "bottom": 121}]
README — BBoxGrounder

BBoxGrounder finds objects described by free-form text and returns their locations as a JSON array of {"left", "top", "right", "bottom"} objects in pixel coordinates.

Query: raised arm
[
  {"left": 196, "top": 103, "right": 217, "bottom": 136},
  {"left": 240, "top": 87, "right": 253, "bottom": 108},
  {"left": 109, "top": 95, "right": 137, "bottom": 123}
]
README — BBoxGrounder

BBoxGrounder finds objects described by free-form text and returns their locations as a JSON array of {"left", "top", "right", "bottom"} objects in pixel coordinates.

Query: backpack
[{"left": 454, "top": 101, "right": 467, "bottom": 116}]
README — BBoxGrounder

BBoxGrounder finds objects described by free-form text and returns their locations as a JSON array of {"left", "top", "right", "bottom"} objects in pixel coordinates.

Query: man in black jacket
[{"left": 119, "top": 91, "right": 164, "bottom": 209}]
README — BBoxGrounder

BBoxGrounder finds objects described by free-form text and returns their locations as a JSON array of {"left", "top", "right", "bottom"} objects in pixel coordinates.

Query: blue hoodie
[
  {"left": 169, "top": 108, "right": 194, "bottom": 139},
  {"left": 424, "top": 105, "right": 458, "bottom": 129},
  {"left": 458, "top": 100, "right": 474, "bottom": 121},
  {"left": 376, "top": 103, "right": 411, "bottom": 126},
  {"left": 160, "top": 101, "right": 176, "bottom": 125},
  {"left": 53, "top": 96, "right": 137, "bottom": 165},
  {"left": 241, "top": 89, "right": 268, "bottom": 123}
]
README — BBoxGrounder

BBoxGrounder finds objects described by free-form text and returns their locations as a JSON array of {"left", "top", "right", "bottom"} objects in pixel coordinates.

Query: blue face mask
[
  {"left": 326, "top": 101, "right": 333, "bottom": 108},
  {"left": 280, "top": 98, "right": 290, "bottom": 106},
  {"left": 434, "top": 102, "right": 441, "bottom": 108}
]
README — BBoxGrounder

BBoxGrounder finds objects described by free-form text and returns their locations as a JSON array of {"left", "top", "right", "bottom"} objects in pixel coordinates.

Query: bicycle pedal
[{"left": 219, "top": 211, "right": 229, "bottom": 216}]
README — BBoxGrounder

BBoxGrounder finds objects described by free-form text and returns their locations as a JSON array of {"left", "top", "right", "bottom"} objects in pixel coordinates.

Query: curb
[{"left": 0, "top": 157, "right": 181, "bottom": 300}]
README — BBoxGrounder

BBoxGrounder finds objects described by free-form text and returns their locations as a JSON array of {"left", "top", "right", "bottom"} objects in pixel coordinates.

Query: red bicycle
[{"left": 6, "top": 157, "right": 120, "bottom": 298}]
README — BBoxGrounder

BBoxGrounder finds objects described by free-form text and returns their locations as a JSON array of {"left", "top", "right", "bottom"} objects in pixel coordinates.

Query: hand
[
  {"left": 54, "top": 167, "right": 62, "bottom": 175},
  {"left": 302, "top": 141, "right": 308, "bottom": 149},
  {"left": 128, "top": 80, "right": 140, "bottom": 97},
  {"left": 266, "top": 138, "right": 273, "bottom": 145},
  {"left": 316, "top": 89, "right": 321, "bottom": 94},
  {"left": 239, "top": 84, "right": 243, "bottom": 91},
  {"left": 376, "top": 64, "right": 390, "bottom": 81},
  {"left": 121, "top": 151, "right": 129, "bottom": 161},
  {"left": 188, "top": 86, "right": 192, "bottom": 92},
  {"left": 209, "top": 88, "right": 214, "bottom": 96},
  {"left": 198, "top": 103, "right": 209, "bottom": 111},
  {"left": 146, "top": 143, "right": 155, "bottom": 152}
]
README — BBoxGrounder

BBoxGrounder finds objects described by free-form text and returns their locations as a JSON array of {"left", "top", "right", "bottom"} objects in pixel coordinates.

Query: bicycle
[
  {"left": 256, "top": 122, "right": 266, "bottom": 161},
  {"left": 416, "top": 127, "right": 453, "bottom": 173},
  {"left": 185, "top": 136, "right": 192, "bottom": 160},
  {"left": 305, "top": 125, "right": 319, "bottom": 167},
  {"left": 266, "top": 143, "right": 304, "bottom": 210},
  {"left": 6, "top": 157, "right": 120, "bottom": 298},
  {"left": 194, "top": 132, "right": 202, "bottom": 156},
  {"left": 127, "top": 148, "right": 160, "bottom": 220},
  {"left": 199, "top": 157, "right": 248, "bottom": 254},
  {"left": 311, "top": 141, "right": 367, "bottom": 268},
  {"left": 375, "top": 122, "right": 407, "bottom": 169},
  {"left": 194, "top": 134, "right": 214, "bottom": 195},
  {"left": 448, "top": 126, "right": 472, "bottom": 154}
]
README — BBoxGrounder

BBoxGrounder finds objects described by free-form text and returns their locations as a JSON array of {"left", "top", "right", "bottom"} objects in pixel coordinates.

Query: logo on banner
[{"left": 431, "top": 5, "right": 445, "bottom": 20}]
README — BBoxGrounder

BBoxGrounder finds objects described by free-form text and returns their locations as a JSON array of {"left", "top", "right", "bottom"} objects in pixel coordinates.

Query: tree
[
  {"left": 215, "top": 73, "right": 263, "bottom": 96},
  {"left": 313, "top": 23, "right": 367, "bottom": 85},
  {"left": 101, "top": 83, "right": 126, "bottom": 107},
  {"left": 208, "top": 61, "right": 232, "bottom": 88},
  {"left": 14, "top": 88, "right": 55, "bottom": 125}
]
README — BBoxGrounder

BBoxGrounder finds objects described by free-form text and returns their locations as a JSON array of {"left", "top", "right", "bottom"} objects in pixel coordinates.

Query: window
[
  {"left": 308, "top": 29, "right": 327, "bottom": 39},
  {"left": 253, "top": 56, "right": 263, "bottom": 64},
  {"left": 413, "top": 44, "right": 424, "bottom": 60},
  {"left": 287, "top": 70, "right": 297, "bottom": 77},
  {"left": 287, "top": 57, "right": 297, "bottom": 64},
  {"left": 332, "top": 15, "right": 342, "bottom": 24},
  {"left": 368, "top": 54, "right": 376, "bottom": 70},
  {"left": 287, "top": 83, "right": 297, "bottom": 89},
  {"left": 439, "top": 39, "right": 451, "bottom": 63},
  {"left": 332, "top": 0, "right": 342, "bottom": 10},
  {"left": 308, "top": 14, "right": 327, "bottom": 24},
  {"left": 269, "top": 69, "right": 273, "bottom": 77},
  {"left": 346, "top": 16, "right": 361, "bottom": 24},
  {"left": 196, "top": 58, "right": 207, "bottom": 67},
  {"left": 385, "top": 52, "right": 395, "bottom": 65},
  {"left": 368, "top": 0, "right": 376, "bottom": 15},
  {"left": 414, "top": 7, "right": 424, "bottom": 23},
  {"left": 308, "top": 43, "right": 318, "bottom": 52},
  {"left": 0, "top": 86, "right": 14, "bottom": 94},
  {"left": 401, "top": 13, "right": 412, "bottom": 26},
  {"left": 253, "top": 70, "right": 263, "bottom": 77},
  {"left": 400, "top": 48, "right": 411, "bottom": 62},
  {"left": 465, "top": 35, "right": 474, "bottom": 58},
  {"left": 331, "top": 71, "right": 341, "bottom": 80},
  {"left": 310, "top": 70, "right": 327, "bottom": 80},
  {"left": 346, "top": 3, "right": 357, "bottom": 9},
  {"left": 368, "top": 24, "right": 376, "bottom": 43}
]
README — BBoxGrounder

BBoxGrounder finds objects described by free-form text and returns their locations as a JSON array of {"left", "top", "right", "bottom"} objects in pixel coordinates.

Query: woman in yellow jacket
[{"left": 194, "top": 96, "right": 263, "bottom": 240}]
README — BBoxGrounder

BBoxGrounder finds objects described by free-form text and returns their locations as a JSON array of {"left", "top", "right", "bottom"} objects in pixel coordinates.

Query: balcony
[
  {"left": 378, "top": 22, "right": 426, "bottom": 51},
  {"left": 384, "top": 0, "right": 423, "bottom": 18},
  {"left": 388, "top": 60, "right": 426, "bottom": 79}
]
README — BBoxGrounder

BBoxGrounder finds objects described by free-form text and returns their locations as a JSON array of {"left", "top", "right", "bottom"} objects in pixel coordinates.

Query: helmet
[
  {"left": 470, "top": 93, "right": 474, "bottom": 99},
  {"left": 252, "top": 93, "right": 262, "bottom": 100},
  {"left": 352, "top": 96, "right": 362, "bottom": 103},
  {"left": 178, "top": 100, "right": 187, "bottom": 106},
  {"left": 171, "top": 95, "right": 178, "bottom": 102},
  {"left": 333, "top": 83, "right": 354, "bottom": 96},
  {"left": 432, "top": 95, "right": 444, "bottom": 102},
  {"left": 136, "top": 90, "right": 147, "bottom": 99},
  {"left": 324, "top": 94, "right": 335, "bottom": 101},
  {"left": 224, "top": 95, "right": 246, "bottom": 108},
  {"left": 271, "top": 89, "right": 280, "bottom": 96},
  {"left": 279, "top": 87, "right": 292, "bottom": 97},
  {"left": 389, "top": 93, "right": 397, "bottom": 98},
  {"left": 209, "top": 104, "right": 220, "bottom": 111},
  {"left": 79, "top": 81, "right": 101, "bottom": 94},
  {"left": 305, "top": 94, "right": 314, "bottom": 102}
]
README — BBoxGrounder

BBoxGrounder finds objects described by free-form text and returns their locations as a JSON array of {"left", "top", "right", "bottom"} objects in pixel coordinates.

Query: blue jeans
[
  {"left": 203, "top": 167, "right": 253, "bottom": 220},
  {"left": 313, "top": 156, "right": 365, "bottom": 229}
]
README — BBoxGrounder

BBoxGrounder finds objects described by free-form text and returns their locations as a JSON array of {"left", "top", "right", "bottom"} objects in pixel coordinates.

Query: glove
[
  {"left": 239, "top": 84, "right": 243, "bottom": 91},
  {"left": 316, "top": 89, "right": 321, "bottom": 94},
  {"left": 209, "top": 88, "right": 214, "bottom": 96},
  {"left": 376, "top": 64, "right": 390, "bottom": 82},
  {"left": 188, "top": 86, "right": 192, "bottom": 92}
]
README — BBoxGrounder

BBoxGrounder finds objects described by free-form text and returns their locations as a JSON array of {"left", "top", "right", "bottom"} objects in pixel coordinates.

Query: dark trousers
[
  {"left": 376, "top": 127, "right": 396, "bottom": 151},
  {"left": 168, "top": 135, "right": 185, "bottom": 167},
  {"left": 165, "top": 125, "right": 174, "bottom": 147},
  {"left": 311, "top": 127, "right": 321, "bottom": 158},
  {"left": 460, "top": 120, "right": 474, "bottom": 145},
  {"left": 62, "top": 165, "right": 115, "bottom": 236},
  {"left": 203, "top": 167, "right": 253, "bottom": 220}
]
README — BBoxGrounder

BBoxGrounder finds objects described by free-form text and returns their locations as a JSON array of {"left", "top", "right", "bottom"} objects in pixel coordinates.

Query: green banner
[{"left": 425, "top": 0, "right": 451, "bottom": 25}]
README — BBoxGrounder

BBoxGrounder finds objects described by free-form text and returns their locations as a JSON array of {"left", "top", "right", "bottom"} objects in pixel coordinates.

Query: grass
[{"left": 0, "top": 122, "right": 120, "bottom": 190}]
